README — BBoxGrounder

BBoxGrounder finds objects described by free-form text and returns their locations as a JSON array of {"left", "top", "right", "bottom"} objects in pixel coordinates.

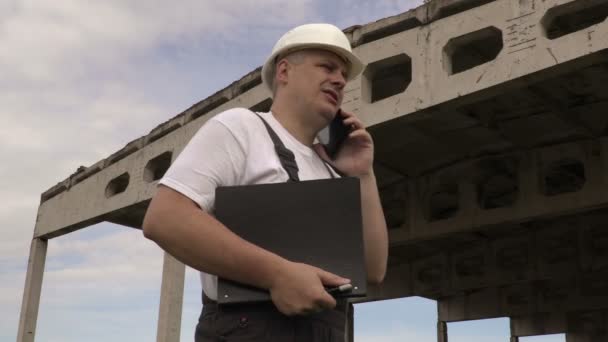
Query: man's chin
[
  {"left": 319, "top": 104, "right": 339, "bottom": 119},
  {"left": 319, "top": 109, "right": 336, "bottom": 123}
]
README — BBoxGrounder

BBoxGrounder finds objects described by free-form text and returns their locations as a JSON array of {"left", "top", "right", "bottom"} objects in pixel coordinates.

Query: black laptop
[{"left": 214, "top": 177, "right": 367, "bottom": 304}]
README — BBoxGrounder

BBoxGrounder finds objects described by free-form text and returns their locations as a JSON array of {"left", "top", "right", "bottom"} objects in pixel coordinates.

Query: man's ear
[{"left": 275, "top": 58, "right": 290, "bottom": 87}]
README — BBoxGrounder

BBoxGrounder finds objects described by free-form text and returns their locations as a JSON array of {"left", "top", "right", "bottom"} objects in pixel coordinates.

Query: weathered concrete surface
[
  {"left": 17, "top": 239, "right": 47, "bottom": 342},
  {"left": 156, "top": 252, "right": 186, "bottom": 342}
]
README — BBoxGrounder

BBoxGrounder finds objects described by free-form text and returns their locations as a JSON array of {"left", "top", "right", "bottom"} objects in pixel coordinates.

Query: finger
[
  {"left": 317, "top": 268, "right": 350, "bottom": 287},
  {"left": 348, "top": 129, "right": 373, "bottom": 142},
  {"left": 343, "top": 117, "right": 364, "bottom": 129},
  {"left": 340, "top": 111, "right": 365, "bottom": 127},
  {"left": 300, "top": 308, "right": 315, "bottom": 316},
  {"left": 316, "top": 293, "right": 337, "bottom": 310},
  {"left": 277, "top": 304, "right": 297, "bottom": 317},
  {"left": 339, "top": 110, "right": 358, "bottom": 120}
]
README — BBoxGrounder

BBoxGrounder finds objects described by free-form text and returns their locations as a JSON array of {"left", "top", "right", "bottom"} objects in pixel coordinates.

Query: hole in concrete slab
[
  {"left": 476, "top": 159, "right": 518, "bottom": 209},
  {"left": 496, "top": 245, "right": 528, "bottom": 270},
  {"left": 542, "top": 0, "right": 608, "bottom": 40},
  {"left": 542, "top": 159, "right": 585, "bottom": 196},
  {"left": 444, "top": 26, "right": 503, "bottom": 75},
  {"left": 363, "top": 54, "right": 411, "bottom": 103},
  {"left": 428, "top": 184, "right": 459, "bottom": 221},
  {"left": 380, "top": 181, "right": 407, "bottom": 229},
  {"left": 105, "top": 173, "right": 130, "bottom": 198},
  {"left": 250, "top": 98, "right": 272, "bottom": 113},
  {"left": 144, "top": 152, "right": 172, "bottom": 183}
]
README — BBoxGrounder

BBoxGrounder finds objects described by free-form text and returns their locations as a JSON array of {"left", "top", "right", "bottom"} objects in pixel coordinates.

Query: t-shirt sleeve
[{"left": 158, "top": 118, "right": 246, "bottom": 212}]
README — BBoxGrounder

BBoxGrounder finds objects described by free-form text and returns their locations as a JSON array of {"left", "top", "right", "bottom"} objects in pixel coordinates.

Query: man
[{"left": 143, "top": 23, "right": 388, "bottom": 341}]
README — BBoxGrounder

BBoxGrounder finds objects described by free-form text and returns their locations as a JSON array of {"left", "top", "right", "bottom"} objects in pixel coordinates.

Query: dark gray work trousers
[{"left": 195, "top": 294, "right": 353, "bottom": 341}]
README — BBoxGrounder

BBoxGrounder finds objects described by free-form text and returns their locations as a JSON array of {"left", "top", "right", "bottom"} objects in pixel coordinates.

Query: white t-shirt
[{"left": 159, "top": 108, "right": 338, "bottom": 300}]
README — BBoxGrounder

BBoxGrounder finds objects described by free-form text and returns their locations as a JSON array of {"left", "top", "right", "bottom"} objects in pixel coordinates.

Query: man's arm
[
  {"left": 358, "top": 172, "right": 388, "bottom": 284},
  {"left": 143, "top": 185, "right": 350, "bottom": 315},
  {"left": 315, "top": 110, "right": 389, "bottom": 284},
  {"left": 143, "top": 185, "right": 286, "bottom": 291}
]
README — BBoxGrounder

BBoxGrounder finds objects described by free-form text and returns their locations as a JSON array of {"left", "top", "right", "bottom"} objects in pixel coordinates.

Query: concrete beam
[
  {"left": 388, "top": 137, "right": 608, "bottom": 246},
  {"left": 510, "top": 313, "right": 567, "bottom": 337},
  {"left": 34, "top": 0, "right": 608, "bottom": 240},
  {"left": 17, "top": 238, "right": 47, "bottom": 342},
  {"left": 354, "top": 0, "right": 608, "bottom": 128},
  {"left": 156, "top": 252, "right": 186, "bottom": 342},
  {"left": 438, "top": 271, "right": 608, "bottom": 323}
]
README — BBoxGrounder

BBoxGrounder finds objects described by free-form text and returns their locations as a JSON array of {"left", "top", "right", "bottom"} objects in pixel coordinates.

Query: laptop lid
[{"left": 215, "top": 177, "right": 367, "bottom": 304}]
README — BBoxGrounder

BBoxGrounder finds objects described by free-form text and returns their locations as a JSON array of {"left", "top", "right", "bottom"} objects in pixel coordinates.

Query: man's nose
[{"left": 331, "top": 71, "right": 346, "bottom": 90}]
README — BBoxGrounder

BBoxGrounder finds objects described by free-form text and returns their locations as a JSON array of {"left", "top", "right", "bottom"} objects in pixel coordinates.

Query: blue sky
[{"left": 0, "top": 1, "right": 567, "bottom": 341}]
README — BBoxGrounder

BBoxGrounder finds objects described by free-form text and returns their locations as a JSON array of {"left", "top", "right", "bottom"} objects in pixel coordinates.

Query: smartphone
[{"left": 324, "top": 110, "right": 350, "bottom": 159}]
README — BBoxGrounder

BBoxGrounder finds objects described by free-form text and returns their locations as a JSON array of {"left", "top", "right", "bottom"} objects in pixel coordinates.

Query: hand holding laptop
[{"left": 268, "top": 261, "right": 351, "bottom": 316}]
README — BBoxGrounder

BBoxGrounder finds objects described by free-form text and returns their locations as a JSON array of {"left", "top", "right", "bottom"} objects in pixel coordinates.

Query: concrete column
[
  {"left": 17, "top": 238, "right": 48, "bottom": 342},
  {"left": 156, "top": 252, "right": 186, "bottom": 342},
  {"left": 438, "top": 320, "right": 448, "bottom": 342}
]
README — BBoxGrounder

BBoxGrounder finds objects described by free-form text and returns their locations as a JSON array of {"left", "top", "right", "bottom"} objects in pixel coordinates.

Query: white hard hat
[{"left": 261, "top": 23, "right": 364, "bottom": 93}]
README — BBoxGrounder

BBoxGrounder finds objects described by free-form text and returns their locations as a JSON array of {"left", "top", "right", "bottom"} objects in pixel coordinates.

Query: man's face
[{"left": 282, "top": 49, "right": 348, "bottom": 121}]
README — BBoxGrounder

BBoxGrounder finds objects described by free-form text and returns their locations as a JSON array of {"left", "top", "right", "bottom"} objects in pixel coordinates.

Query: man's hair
[{"left": 271, "top": 50, "right": 308, "bottom": 96}]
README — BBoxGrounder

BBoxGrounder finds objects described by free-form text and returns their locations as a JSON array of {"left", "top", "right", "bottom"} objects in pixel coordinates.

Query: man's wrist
[
  {"left": 261, "top": 256, "right": 292, "bottom": 291},
  {"left": 356, "top": 169, "right": 376, "bottom": 182}
]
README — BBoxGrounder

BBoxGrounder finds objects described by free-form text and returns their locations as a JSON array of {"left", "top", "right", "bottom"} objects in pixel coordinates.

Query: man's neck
[{"left": 269, "top": 100, "right": 322, "bottom": 147}]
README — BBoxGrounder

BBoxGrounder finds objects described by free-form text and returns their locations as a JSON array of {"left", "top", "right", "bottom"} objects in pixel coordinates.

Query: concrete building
[{"left": 18, "top": 0, "right": 608, "bottom": 340}]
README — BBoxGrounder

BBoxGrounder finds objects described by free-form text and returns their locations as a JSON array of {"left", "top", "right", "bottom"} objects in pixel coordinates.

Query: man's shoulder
[{"left": 212, "top": 107, "right": 266, "bottom": 129}]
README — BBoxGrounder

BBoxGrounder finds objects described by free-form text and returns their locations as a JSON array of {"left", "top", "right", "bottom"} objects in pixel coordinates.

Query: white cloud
[{"left": 1, "top": 0, "right": 315, "bottom": 83}]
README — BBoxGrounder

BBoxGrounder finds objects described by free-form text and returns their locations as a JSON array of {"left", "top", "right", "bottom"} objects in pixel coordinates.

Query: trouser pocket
[{"left": 195, "top": 307, "right": 270, "bottom": 341}]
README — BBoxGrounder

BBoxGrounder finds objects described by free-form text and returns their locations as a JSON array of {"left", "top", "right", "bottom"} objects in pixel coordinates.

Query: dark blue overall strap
[
  {"left": 254, "top": 112, "right": 300, "bottom": 182},
  {"left": 253, "top": 112, "right": 339, "bottom": 181}
]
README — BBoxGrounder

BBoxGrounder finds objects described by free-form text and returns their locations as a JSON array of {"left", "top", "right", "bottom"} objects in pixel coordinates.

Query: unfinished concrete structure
[{"left": 18, "top": 0, "right": 608, "bottom": 340}]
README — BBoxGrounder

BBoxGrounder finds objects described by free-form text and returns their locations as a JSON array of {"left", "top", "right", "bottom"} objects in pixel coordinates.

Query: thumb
[{"left": 317, "top": 269, "right": 350, "bottom": 287}]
